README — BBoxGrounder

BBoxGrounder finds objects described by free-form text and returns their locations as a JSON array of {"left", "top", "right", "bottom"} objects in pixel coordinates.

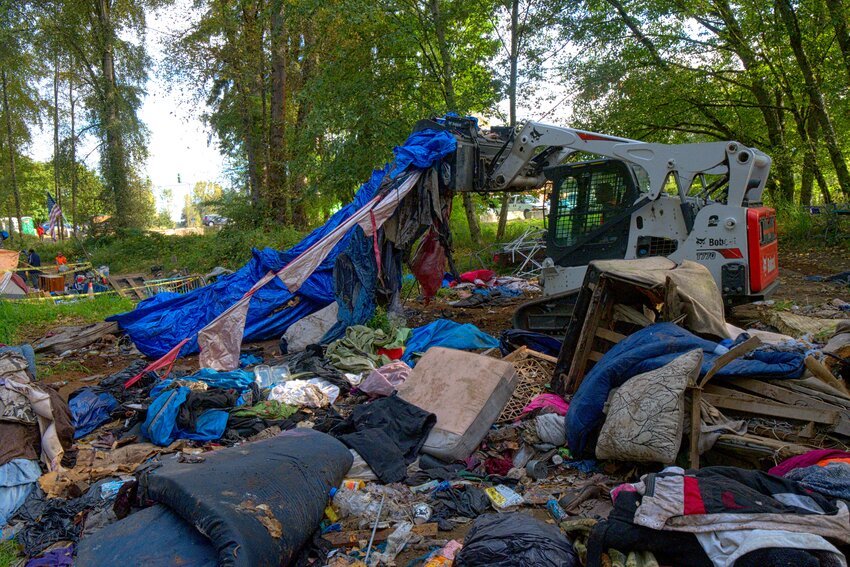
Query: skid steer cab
[
  {"left": 541, "top": 158, "right": 779, "bottom": 305},
  {"left": 422, "top": 115, "right": 780, "bottom": 305}
]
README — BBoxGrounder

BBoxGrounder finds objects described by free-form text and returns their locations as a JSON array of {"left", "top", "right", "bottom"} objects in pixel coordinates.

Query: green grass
[
  {"left": 0, "top": 540, "right": 21, "bottom": 567},
  {"left": 36, "top": 359, "right": 92, "bottom": 379},
  {"left": 9, "top": 225, "right": 306, "bottom": 275},
  {"left": 0, "top": 294, "right": 135, "bottom": 344}
]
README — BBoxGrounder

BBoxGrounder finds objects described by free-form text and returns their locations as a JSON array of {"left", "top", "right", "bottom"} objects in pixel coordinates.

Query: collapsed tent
[{"left": 108, "top": 128, "right": 457, "bottom": 361}]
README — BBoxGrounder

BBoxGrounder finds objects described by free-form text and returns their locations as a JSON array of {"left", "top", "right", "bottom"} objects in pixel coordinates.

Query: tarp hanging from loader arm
[{"left": 108, "top": 129, "right": 457, "bottom": 359}]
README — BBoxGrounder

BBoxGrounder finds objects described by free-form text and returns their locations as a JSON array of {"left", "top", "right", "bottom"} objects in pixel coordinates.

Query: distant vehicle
[
  {"left": 203, "top": 214, "right": 230, "bottom": 227},
  {"left": 506, "top": 195, "right": 547, "bottom": 219}
]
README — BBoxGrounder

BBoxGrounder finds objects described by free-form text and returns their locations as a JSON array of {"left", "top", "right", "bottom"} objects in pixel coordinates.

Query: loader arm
[{"left": 485, "top": 122, "right": 772, "bottom": 207}]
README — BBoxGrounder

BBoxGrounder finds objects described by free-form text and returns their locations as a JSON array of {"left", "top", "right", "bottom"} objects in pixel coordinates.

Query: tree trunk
[
  {"left": 2, "top": 70, "right": 22, "bottom": 240},
  {"left": 291, "top": 26, "right": 317, "bottom": 229},
  {"left": 269, "top": 0, "right": 288, "bottom": 222},
  {"left": 496, "top": 0, "right": 520, "bottom": 241},
  {"left": 792, "top": 103, "right": 829, "bottom": 206},
  {"left": 70, "top": 75, "right": 78, "bottom": 236},
  {"left": 776, "top": 0, "right": 850, "bottom": 199},
  {"left": 429, "top": 0, "right": 481, "bottom": 244},
  {"left": 702, "top": 0, "right": 795, "bottom": 201},
  {"left": 237, "top": 79, "right": 262, "bottom": 208},
  {"left": 824, "top": 0, "right": 850, "bottom": 85},
  {"left": 799, "top": 109, "right": 816, "bottom": 207},
  {"left": 98, "top": 0, "right": 132, "bottom": 228},
  {"left": 54, "top": 57, "right": 63, "bottom": 240}
]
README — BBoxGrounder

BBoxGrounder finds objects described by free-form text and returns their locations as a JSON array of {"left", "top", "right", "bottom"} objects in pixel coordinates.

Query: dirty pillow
[{"left": 596, "top": 349, "right": 702, "bottom": 464}]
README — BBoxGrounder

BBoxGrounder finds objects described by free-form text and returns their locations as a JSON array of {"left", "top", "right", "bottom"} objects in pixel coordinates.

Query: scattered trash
[
  {"left": 6, "top": 210, "right": 850, "bottom": 567},
  {"left": 484, "top": 485, "right": 524, "bottom": 509}
]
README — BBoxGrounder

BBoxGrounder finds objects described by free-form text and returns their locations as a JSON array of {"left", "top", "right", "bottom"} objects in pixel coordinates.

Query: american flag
[{"left": 47, "top": 192, "right": 62, "bottom": 237}]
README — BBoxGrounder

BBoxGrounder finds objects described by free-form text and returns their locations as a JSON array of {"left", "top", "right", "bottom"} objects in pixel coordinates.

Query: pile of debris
[
  {"left": 1, "top": 254, "right": 849, "bottom": 565},
  {"left": 2, "top": 123, "right": 850, "bottom": 566}
]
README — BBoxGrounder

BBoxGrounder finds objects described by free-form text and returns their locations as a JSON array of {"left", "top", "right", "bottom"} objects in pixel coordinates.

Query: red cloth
[
  {"left": 520, "top": 393, "right": 569, "bottom": 417},
  {"left": 411, "top": 231, "right": 446, "bottom": 303},
  {"left": 683, "top": 475, "right": 706, "bottom": 515},
  {"left": 484, "top": 456, "right": 513, "bottom": 476},
  {"left": 377, "top": 347, "right": 404, "bottom": 360},
  {"left": 768, "top": 449, "right": 850, "bottom": 477},
  {"left": 459, "top": 269, "right": 495, "bottom": 284}
]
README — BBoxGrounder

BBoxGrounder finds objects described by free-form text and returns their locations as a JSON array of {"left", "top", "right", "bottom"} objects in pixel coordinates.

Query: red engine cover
[{"left": 747, "top": 207, "right": 779, "bottom": 293}]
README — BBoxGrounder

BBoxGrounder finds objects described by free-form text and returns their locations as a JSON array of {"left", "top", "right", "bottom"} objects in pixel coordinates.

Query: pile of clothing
[
  {"left": 587, "top": 465, "right": 850, "bottom": 567},
  {"left": 0, "top": 349, "right": 73, "bottom": 526}
]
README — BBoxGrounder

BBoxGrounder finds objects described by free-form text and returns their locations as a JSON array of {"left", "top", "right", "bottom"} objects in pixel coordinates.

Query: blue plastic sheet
[
  {"left": 70, "top": 388, "right": 119, "bottom": 439},
  {"left": 189, "top": 368, "right": 255, "bottom": 390},
  {"left": 321, "top": 227, "right": 379, "bottom": 343},
  {"left": 142, "top": 387, "right": 190, "bottom": 446},
  {"left": 402, "top": 319, "right": 499, "bottom": 365},
  {"left": 0, "top": 459, "right": 41, "bottom": 526},
  {"left": 141, "top": 387, "right": 230, "bottom": 446},
  {"left": 108, "top": 129, "right": 457, "bottom": 359},
  {"left": 566, "top": 323, "right": 807, "bottom": 455},
  {"left": 176, "top": 410, "right": 230, "bottom": 442}
]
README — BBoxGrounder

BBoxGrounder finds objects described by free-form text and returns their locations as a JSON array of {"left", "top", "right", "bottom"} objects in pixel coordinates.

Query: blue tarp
[
  {"left": 0, "top": 459, "right": 41, "bottom": 526},
  {"left": 108, "top": 129, "right": 457, "bottom": 359},
  {"left": 70, "top": 388, "right": 120, "bottom": 439},
  {"left": 402, "top": 319, "right": 500, "bottom": 365},
  {"left": 141, "top": 387, "right": 230, "bottom": 446},
  {"left": 149, "top": 368, "right": 255, "bottom": 399},
  {"left": 566, "top": 323, "right": 807, "bottom": 455}
]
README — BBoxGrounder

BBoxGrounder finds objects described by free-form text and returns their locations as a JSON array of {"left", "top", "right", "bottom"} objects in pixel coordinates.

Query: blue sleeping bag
[
  {"left": 566, "top": 323, "right": 806, "bottom": 455},
  {"left": 402, "top": 319, "right": 499, "bottom": 365}
]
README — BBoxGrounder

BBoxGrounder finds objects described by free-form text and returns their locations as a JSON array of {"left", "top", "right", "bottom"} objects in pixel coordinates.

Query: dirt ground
[{"left": 23, "top": 240, "right": 849, "bottom": 565}]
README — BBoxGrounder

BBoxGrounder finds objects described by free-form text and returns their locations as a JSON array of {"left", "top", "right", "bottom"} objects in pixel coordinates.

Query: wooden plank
[
  {"left": 699, "top": 336, "right": 762, "bottom": 388},
  {"left": 324, "top": 522, "right": 438, "bottom": 547},
  {"left": 588, "top": 350, "right": 604, "bottom": 362},
  {"left": 503, "top": 346, "right": 559, "bottom": 364},
  {"left": 702, "top": 393, "right": 838, "bottom": 425},
  {"left": 805, "top": 356, "right": 850, "bottom": 397},
  {"left": 566, "top": 279, "right": 609, "bottom": 393},
  {"left": 731, "top": 378, "right": 848, "bottom": 413},
  {"left": 689, "top": 387, "right": 702, "bottom": 469},
  {"left": 107, "top": 273, "right": 147, "bottom": 300},
  {"left": 703, "top": 384, "right": 770, "bottom": 403},
  {"left": 714, "top": 433, "right": 812, "bottom": 460},
  {"left": 703, "top": 383, "right": 850, "bottom": 435},
  {"left": 595, "top": 327, "right": 627, "bottom": 344},
  {"left": 772, "top": 379, "right": 850, "bottom": 409},
  {"left": 771, "top": 311, "right": 839, "bottom": 338}
]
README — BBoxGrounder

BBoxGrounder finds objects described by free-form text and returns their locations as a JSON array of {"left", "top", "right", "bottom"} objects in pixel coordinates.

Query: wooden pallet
[
  {"left": 497, "top": 347, "right": 558, "bottom": 423},
  {"left": 107, "top": 273, "right": 147, "bottom": 299}
]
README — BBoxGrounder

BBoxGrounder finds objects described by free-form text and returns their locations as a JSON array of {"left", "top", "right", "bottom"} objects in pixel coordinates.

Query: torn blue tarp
[
  {"left": 321, "top": 227, "right": 379, "bottom": 344},
  {"left": 566, "top": 322, "right": 807, "bottom": 456},
  {"left": 402, "top": 319, "right": 499, "bottom": 365},
  {"left": 141, "top": 387, "right": 229, "bottom": 446},
  {"left": 108, "top": 129, "right": 456, "bottom": 359},
  {"left": 69, "top": 388, "right": 119, "bottom": 439}
]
